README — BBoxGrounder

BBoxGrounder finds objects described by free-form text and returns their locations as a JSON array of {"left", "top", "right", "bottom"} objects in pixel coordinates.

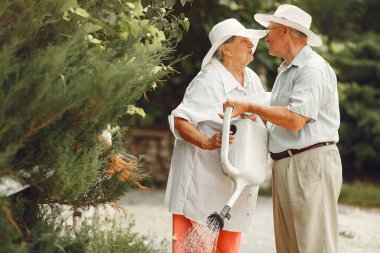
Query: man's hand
[{"left": 222, "top": 100, "right": 251, "bottom": 118}]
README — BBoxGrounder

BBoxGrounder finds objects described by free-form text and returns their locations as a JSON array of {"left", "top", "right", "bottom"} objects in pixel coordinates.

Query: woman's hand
[
  {"left": 241, "top": 113, "right": 257, "bottom": 121},
  {"left": 201, "top": 130, "right": 235, "bottom": 150}
]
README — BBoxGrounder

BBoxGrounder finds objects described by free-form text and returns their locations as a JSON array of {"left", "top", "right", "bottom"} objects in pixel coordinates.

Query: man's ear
[
  {"left": 281, "top": 26, "right": 290, "bottom": 40},
  {"left": 283, "top": 26, "right": 290, "bottom": 36}
]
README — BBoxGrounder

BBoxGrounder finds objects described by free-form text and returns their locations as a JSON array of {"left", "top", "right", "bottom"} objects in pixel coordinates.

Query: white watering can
[{"left": 207, "top": 106, "right": 268, "bottom": 231}]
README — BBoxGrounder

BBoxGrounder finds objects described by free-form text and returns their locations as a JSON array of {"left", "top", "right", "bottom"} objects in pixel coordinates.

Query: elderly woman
[{"left": 165, "top": 19, "right": 268, "bottom": 253}]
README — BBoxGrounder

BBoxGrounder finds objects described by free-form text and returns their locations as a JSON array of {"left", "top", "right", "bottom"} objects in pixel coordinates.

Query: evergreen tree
[
  {"left": 0, "top": 0, "right": 189, "bottom": 251},
  {"left": 332, "top": 32, "right": 380, "bottom": 180}
]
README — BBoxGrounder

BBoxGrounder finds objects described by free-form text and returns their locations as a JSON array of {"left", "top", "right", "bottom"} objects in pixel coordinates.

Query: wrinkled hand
[
  {"left": 202, "top": 131, "right": 235, "bottom": 150},
  {"left": 221, "top": 99, "right": 250, "bottom": 119}
]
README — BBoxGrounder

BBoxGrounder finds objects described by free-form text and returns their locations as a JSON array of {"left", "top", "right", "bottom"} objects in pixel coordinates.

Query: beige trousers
[{"left": 272, "top": 144, "right": 342, "bottom": 253}]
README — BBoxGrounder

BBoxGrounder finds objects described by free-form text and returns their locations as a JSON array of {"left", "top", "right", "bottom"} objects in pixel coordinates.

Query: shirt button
[
  {"left": 247, "top": 213, "right": 250, "bottom": 216},
  {"left": 249, "top": 194, "right": 252, "bottom": 197}
]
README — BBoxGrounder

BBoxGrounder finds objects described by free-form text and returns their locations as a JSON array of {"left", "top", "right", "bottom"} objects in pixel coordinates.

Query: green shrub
[
  {"left": 339, "top": 182, "right": 380, "bottom": 207},
  {"left": 57, "top": 220, "right": 167, "bottom": 253}
]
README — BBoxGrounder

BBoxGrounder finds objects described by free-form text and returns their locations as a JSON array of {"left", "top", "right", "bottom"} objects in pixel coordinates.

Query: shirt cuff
[
  {"left": 287, "top": 104, "right": 317, "bottom": 123},
  {"left": 168, "top": 114, "right": 183, "bottom": 140}
]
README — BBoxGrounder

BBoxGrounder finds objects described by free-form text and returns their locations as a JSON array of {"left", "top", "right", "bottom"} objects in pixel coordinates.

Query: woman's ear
[{"left": 220, "top": 44, "right": 232, "bottom": 57}]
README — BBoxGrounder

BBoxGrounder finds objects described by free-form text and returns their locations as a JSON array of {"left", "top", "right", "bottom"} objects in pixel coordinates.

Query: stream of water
[{"left": 179, "top": 218, "right": 221, "bottom": 253}]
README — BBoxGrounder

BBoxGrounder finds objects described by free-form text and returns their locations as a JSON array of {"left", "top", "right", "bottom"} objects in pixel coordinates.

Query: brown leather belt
[{"left": 270, "top": 142, "right": 335, "bottom": 161}]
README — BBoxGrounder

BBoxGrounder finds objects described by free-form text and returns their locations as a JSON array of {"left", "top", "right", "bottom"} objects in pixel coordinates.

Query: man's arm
[
  {"left": 223, "top": 101, "right": 308, "bottom": 131},
  {"left": 174, "top": 117, "right": 234, "bottom": 150}
]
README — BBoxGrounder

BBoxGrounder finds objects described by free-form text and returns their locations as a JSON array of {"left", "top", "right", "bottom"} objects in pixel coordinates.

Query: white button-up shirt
[
  {"left": 165, "top": 58, "right": 269, "bottom": 232},
  {"left": 268, "top": 45, "right": 340, "bottom": 153}
]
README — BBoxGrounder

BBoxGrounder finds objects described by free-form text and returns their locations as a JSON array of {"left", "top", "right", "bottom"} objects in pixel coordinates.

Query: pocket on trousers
[
  {"left": 299, "top": 153, "right": 322, "bottom": 182},
  {"left": 327, "top": 149, "right": 343, "bottom": 194}
]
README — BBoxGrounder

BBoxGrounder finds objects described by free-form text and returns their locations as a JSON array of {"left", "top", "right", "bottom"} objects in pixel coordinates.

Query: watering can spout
[
  {"left": 207, "top": 205, "right": 231, "bottom": 232},
  {"left": 206, "top": 179, "right": 245, "bottom": 232}
]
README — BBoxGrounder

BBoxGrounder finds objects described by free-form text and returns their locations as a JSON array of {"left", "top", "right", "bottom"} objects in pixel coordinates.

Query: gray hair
[
  {"left": 213, "top": 36, "right": 235, "bottom": 63},
  {"left": 290, "top": 28, "right": 307, "bottom": 40}
]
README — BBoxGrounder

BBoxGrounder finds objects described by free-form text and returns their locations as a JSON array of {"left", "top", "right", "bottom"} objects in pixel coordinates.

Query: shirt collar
[
  {"left": 278, "top": 45, "right": 312, "bottom": 73},
  {"left": 210, "top": 58, "right": 246, "bottom": 94}
]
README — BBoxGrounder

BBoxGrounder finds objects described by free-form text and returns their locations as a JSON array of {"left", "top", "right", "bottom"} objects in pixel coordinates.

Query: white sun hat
[
  {"left": 254, "top": 4, "right": 322, "bottom": 47},
  {"left": 201, "top": 18, "right": 267, "bottom": 69}
]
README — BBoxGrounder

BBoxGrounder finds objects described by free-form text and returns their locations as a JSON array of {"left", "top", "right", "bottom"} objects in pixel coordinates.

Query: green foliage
[
  {"left": 1, "top": 197, "right": 164, "bottom": 253},
  {"left": 294, "top": 0, "right": 355, "bottom": 42},
  {"left": 40, "top": 213, "right": 164, "bottom": 253},
  {"left": 338, "top": 82, "right": 380, "bottom": 175},
  {"left": 0, "top": 199, "right": 28, "bottom": 253},
  {"left": 0, "top": 0, "right": 184, "bottom": 200},
  {"left": 327, "top": 32, "right": 380, "bottom": 180},
  {"left": 333, "top": 33, "right": 380, "bottom": 85},
  {"left": 78, "top": 220, "right": 166, "bottom": 253},
  {"left": 339, "top": 182, "right": 380, "bottom": 207},
  {"left": 0, "top": 0, "right": 186, "bottom": 250}
]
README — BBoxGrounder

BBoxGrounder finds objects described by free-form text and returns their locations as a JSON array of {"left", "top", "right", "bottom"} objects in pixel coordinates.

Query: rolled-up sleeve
[
  {"left": 168, "top": 79, "right": 212, "bottom": 139},
  {"left": 287, "top": 67, "right": 323, "bottom": 122}
]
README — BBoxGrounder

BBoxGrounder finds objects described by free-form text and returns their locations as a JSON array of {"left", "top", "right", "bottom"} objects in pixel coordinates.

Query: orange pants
[{"left": 172, "top": 214, "right": 242, "bottom": 253}]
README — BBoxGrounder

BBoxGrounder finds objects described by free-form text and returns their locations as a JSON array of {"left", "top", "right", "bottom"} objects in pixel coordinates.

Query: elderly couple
[{"left": 165, "top": 4, "right": 342, "bottom": 253}]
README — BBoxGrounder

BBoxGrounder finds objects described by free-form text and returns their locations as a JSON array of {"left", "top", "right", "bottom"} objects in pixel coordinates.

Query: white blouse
[{"left": 165, "top": 58, "right": 270, "bottom": 232}]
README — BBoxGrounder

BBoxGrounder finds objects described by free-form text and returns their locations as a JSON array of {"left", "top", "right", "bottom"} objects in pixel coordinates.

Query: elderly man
[
  {"left": 224, "top": 4, "right": 342, "bottom": 253},
  {"left": 165, "top": 18, "right": 268, "bottom": 253}
]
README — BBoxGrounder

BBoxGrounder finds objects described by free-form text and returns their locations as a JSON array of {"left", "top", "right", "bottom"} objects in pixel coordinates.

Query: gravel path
[{"left": 119, "top": 190, "right": 380, "bottom": 253}]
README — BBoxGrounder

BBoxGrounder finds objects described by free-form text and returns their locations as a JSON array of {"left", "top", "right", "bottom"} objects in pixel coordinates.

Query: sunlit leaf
[
  {"left": 165, "top": 0, "right": 176, "bottom": 8},
  {"left": 62, "top": 11, "right": 71, "bottom": 21},
  {"left": 60, "top": 0, "right": 78, "bottom": 12},
  {"left": 74, "top": 7, "right": 89, "bottom": 18},
  {"left": 126, "top": 105, "right": 146, "bottom": 118},
  {"left": 119, "top": 31, "right": 129, "bottom": 40},
  {"left": 181, "top": 0, "right": 188, "bottom": 6},
  {"left": 82, "top": 23, "right": 102, "bottom": 33},
  {"left": 182, "top": 19, "right": 190, "bottom": 31}
]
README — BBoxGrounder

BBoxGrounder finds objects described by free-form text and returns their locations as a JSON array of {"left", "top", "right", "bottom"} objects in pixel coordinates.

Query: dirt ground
[{"left": 118, "top": 190, "right": 380, "bottom": 253}]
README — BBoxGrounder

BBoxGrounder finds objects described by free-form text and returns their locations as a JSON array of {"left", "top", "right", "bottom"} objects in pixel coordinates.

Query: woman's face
[{"left": 225, "top": 36, "right": 254, "bottom": 67}]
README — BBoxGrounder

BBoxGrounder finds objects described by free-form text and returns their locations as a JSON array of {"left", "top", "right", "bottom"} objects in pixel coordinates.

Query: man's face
[{"left": 265, "top": 22, "right": 285, "bottom": 57}]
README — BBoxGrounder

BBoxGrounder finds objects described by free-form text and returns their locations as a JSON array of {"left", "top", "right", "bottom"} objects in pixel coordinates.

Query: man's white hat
[
  {"left": 201, "top": 18, "right": 266, "bottom": 69},
  {"left": 254, "top": 4, "right": 322, "bottom": 47}
]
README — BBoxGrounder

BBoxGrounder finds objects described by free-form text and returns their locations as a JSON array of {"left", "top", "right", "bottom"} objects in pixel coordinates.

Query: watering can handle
[{"left": 221, "top": 106, "right": 239, "bottom": 176}]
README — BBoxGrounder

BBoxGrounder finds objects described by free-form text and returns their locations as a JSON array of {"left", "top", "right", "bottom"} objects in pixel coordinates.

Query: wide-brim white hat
[
  {"left": 201, "top": 18, "right": 267, "bottom": 69},
  {"left": 254, "top": 4, "right": 322, "bottom": 47}
]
